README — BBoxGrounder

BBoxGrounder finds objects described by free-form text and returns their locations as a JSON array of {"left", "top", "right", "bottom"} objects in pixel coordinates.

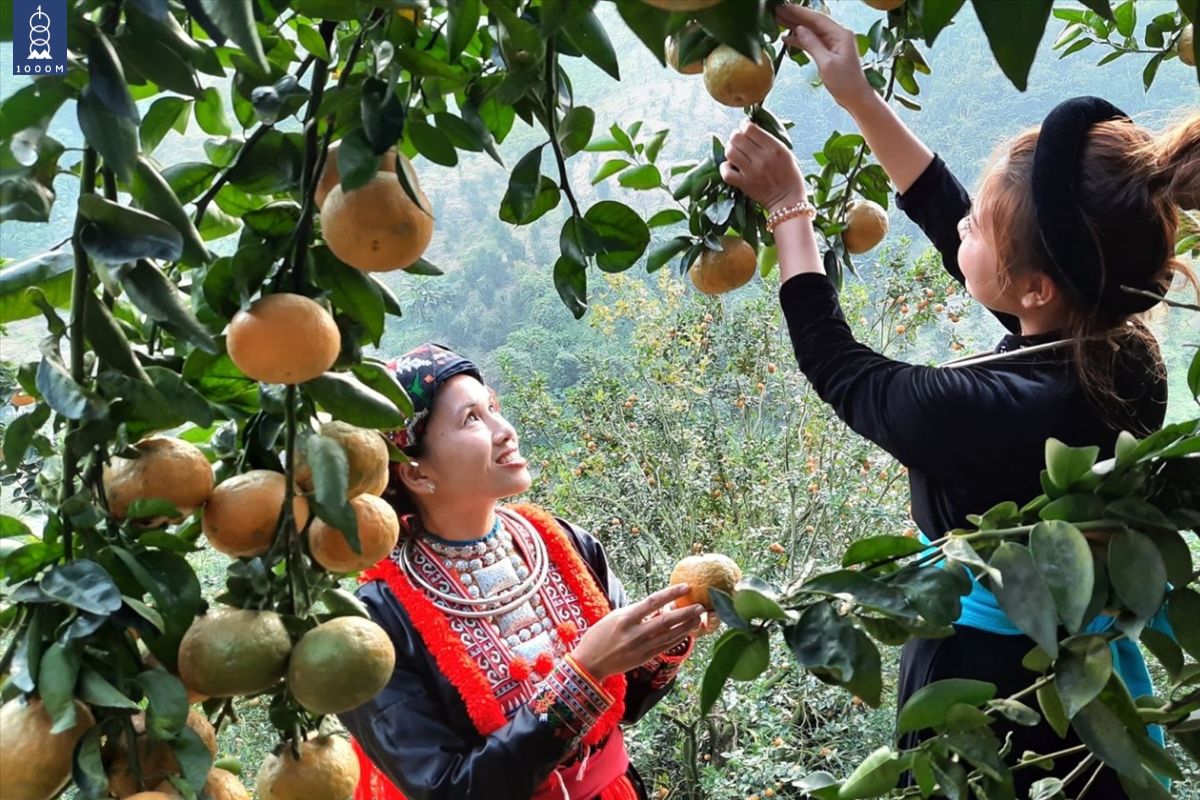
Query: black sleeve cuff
[{"left": 894, "top": 153, "right": 952, "bottom": 215}]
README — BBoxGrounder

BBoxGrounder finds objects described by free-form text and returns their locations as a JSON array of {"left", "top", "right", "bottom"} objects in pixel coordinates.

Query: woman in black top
[{"left": 718, "top": 5, "right": 1199, "bottom": 797}]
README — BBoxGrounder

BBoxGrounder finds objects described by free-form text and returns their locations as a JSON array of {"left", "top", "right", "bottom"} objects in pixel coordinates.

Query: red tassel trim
[
  {"left": 510, "top": 657, "right": 532, "bottom": 682},
  {"left": 556, "top": 620, "right": 579, "bottom": 645},
  {"left": 534, "top": 651, "right": 555, "bottom": 677},
  {"left": 361, "top": 505, "right": 627, "bottom": 745}
]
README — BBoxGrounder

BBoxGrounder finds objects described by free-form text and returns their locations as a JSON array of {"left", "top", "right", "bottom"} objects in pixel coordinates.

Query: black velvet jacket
[
  {"left": 780, "top": 155, "right": 1167, "bottom": 541},
  {"left": 339, "top": 518, "right": 681, "bottom": 800}
]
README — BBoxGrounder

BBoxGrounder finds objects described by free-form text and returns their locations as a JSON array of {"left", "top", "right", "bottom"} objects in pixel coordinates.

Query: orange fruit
[
  {"left": 665, "top": 23, "right": 705, "bottom": 75},
  {"left": 1180, "top": 24, "right": 1195, "bottom": 66},
  {"left": 294, "top": 421, "right": 390, "bottom": 499},
  {"left": 320, "top": 153, "right": 433, "bottom": 272},
  {"left": 0, "top": 697, "right": 94, "bottom": 800},
  {"left": 863, "top": 0, "right": 905, "bottom": 9},
  {"left": 314, "top": 145, "right": 398, "bottom": 211},
  {"left": 843, "top": 200, "right": 889, "bottom": 254},
  {"left": 178, "top": 608, "right": 293, "bottom": 698},
  {"left": 103, "top": 437, "right": 214, "bottom": 522},
  {"left": 669, "top": 553, "right": 742, "bottom": 610},
  {"left": 257, "top": 736, "right": 360, "bottom": 800},
  {"left": 703, "top": 45, "right": 774, "bottom": 107},
  {"left": 689, "top": 236, "right": 757, "bottom": 294},
  {"left": 9, "top": 390, "right": 35, "bottom": 407},
  {"left": 308, "top": 493, "right": 400, "bottom": 573},
  {"left": 287, "top": 616, "right": 396, "bottom": 715},
  {"left": 202, "top": 470, "right": 310, "bottom": 558},
  {"left": 155, "top": 768, "right": 249, "bottom": 800},
  {"left": 227, "top": 293, "right": 341, "bottom": 385}
]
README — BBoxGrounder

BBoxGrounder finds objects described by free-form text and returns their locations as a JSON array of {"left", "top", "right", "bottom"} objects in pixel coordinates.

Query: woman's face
[
  {"left": 956, "top": 207, "right": 1014, "bottom": 314},
  {"left": 413, "top": 374, "right": 531, "bottom": 503}
]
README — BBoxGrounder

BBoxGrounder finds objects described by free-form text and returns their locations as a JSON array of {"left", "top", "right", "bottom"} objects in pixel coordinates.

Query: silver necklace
[
  {"left": 938, "top": 338, "right": 1075, "bottom": 369},
  {"left": 398, "top": 508, "right": 549, "bottom": 619}
]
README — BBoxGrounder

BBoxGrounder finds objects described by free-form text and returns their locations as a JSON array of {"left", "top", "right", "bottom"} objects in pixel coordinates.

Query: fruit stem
[
  {"left": 62, "top": 145, "right": 99, "bottom": 562},
  {"left": 543, "top": 41, "right": 583, "bottom": 220},
  {"left": 192, "top": 123, "right": 276, "bottom": 228}
]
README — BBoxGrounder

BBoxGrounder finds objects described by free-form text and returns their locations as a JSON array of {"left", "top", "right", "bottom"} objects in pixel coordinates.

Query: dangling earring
[{"left": 425, "top": 480, "right": 436, "bottom": 494}]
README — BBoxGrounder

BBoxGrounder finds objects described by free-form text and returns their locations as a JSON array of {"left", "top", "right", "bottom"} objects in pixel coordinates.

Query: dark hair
[{"left": 975, "top": 112, "right": 1200, "bottom": 432}]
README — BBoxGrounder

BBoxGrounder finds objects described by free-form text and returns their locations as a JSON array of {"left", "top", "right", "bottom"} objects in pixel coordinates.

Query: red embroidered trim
[{"left": 360, "top": 504, "right": 627, "bottom": 745}]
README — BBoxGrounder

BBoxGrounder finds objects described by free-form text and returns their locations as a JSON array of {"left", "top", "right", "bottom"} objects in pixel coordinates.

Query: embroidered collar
[{"left": 362, "top": 504, "right": 627, "bottom": 746}]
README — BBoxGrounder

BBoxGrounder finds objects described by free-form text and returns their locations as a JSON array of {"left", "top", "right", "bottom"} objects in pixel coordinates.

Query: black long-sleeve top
[{"left": 780, "top": 155, "right": 1167, "bottom": 540}]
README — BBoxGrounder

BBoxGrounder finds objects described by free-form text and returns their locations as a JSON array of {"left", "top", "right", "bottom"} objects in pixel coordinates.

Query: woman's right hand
[
  {"left": 570, "top": 585, "right": 704, "bottom": 680},
  {"left": 776, "top": 4, "right": 876, "bottom": 114}
]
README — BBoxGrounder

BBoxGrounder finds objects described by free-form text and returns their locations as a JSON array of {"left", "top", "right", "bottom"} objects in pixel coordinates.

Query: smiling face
[
  {"left": 955, "top": 206, "right": 1013, "bottom": 314},
  {"left": 407, "top": 374, "right": 532, "bottom": 505}
]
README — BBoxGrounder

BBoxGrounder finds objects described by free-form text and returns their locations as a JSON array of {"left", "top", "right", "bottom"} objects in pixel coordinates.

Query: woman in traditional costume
[{"left": 339, "top": 343, "right": 704, "bottom": 800}]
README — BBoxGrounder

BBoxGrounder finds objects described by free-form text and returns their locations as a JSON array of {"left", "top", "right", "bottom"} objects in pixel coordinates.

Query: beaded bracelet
[{"left": 765, "top": 201, "right": 816, "bottom": 233}]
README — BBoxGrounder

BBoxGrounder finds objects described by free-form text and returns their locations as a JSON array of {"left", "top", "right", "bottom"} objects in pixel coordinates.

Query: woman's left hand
[{"left": 720, "top": 119, "right": 808, "bottom": 213}]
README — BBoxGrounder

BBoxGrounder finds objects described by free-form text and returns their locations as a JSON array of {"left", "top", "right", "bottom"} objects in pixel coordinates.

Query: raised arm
[{"left": 776, "top": 3, "right": 934, "bottom": 193}]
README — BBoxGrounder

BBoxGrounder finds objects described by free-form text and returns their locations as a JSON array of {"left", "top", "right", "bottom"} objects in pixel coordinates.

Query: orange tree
[{"left": 0, "top": 0, "right": 1197, "bottom": 799}]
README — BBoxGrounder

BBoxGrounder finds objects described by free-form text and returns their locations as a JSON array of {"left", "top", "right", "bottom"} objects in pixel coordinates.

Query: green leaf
[
  {"left": 499, "top": 177, "right": 560, "bottom": 226},
  {"left": 989, "top": 542, "right": 1060, "bottom": 658},
  {"left": 921, "top": 0, "right": 969, "bottom": 45},
  {"left": 591, "top": 158, "right": 631, "bottom": 185},
  {"left": 79, "top": 668, "right": 139, "bottom": 709},
  {"left": 1038, "top": 680, "right": 1070, "bottom": 737},
  {"left": 195, "top": 87, "right": 232, "bottom": 136},
  {"left": 701, "top": 629, "right": 749, "bottom": 715},
  {"left": 78, "top": 195, "right": 182, "bottom": 264},
  {"left": 1055, "top": 635, "right": 1113, "bottom": 719},
  {"left": 312, "top": 246, "right": 385, "bottom": 346},
  {"left": 37, "top": 352, "right": 108, "bottom": 422},
  {"left": 1029, "top": 520, "right": 1093, "bottom": 632},
  {"left": 647, "top": 236, "right": 693, "bottom": 274},
  {"left": 146, "top": 367, "right": 215, "bottom": 428},
  {"left": 837, "top": 746, "right": 903, "bottom": 800},
  {"left": 131, "top": 157, "right": 210, "bottom": 266},
  {"left": 77, "top": 34, "right": 139, "bottom": 183},
  {"left": 1113, "top": 0, "right": 1136, "bottom": 37},
  {"left": 617, "top": 164, "right": 662, "bottom": 190},
  {"left": 1140, "top": 628, "right": 1182, "bottom": 682},
  {"left": 306, "top": 433, "right": 360, "bottom": 553},
  {"left": 304, "top": 372, "right": 407, "bottom": 429},
  {"left": 73, "top": 727, "right": 110, "bottom": 799},
  {"left": 243, "top": 201, "right": 301, "bottom": 238},
  {"left": 0, "top": 251, "right": 73, "bottom": 325},
  {"left": 1073, "top": 699, "right": 1147, "bottom": 784},
  {"left": 988, "top": 698, "right": 1041, "bottom": 727},
  {"left": 447, "top": 0, "right": 481, "bottom": 61},
  {"left": 584, "top": 201, "right": 650, "bottom": 273},
  {"left": 40, "top": 560, "right": 122, "bottom": 615},
  {"left": 137, "top": 668, "right": 189, "bottom": 740},
  {"left": 433, "top": 112, "right": 486, "bottom": 153},
  {"left": 198, "top": 0, "right": 269, "bottom": 74},
  {"left": 173, "top": 726, "right": 214, "bottom": 792},
  {"left": 296, "top": 24, "right": 331, "bottom": 60},
  {"left": 226, "top": 130, "right": 303, "bottom": 194},
  {"left": 349, "top": 362, "right": 413, "bottom": 418},
  {"left": 1044, "top": 438, "right": 1100, "bottom": 491},
  {"left": 732, "top": 578, "right": 790, "bottom": 621},
  {"left": 562, "top": 10, "right": 620, "bottom": 80},
  {"left": 729, "top": 629, "right": 770, "bottom": 681},
  {"left": 1187, "top": 346, "right": 1200, "bottom": 401},
  {"left": 942, "top": 535, "right": 1002, "bottom": 583},
  {"left": 1105, "top": 498, "right": 1176, "bottom": 532},
  {"left": 897, "top": 678, "right": 997, "bottom": 734},
  {"left": 842, "top": 535, "right": 927, "bottom": 568},
  {"left": 163, "top": 162, "right": 219, "bottom": 205},
  {"left": 501, "top": 146, "right": 544, "bottom": 225},
  {"left": 114, "top": 33, "right": 202, "bottom": 97},
  {"left": 0, "top": 78, "right": 70, "bottom": 135},
  {"left": 119, "top": 260, "right": 219, "bottom": 353},
  {"left": 971, "top": 0, "right": 1053, "bottom": 91},
  {"left": 784, "top": 602, "right": 857, "bottom": 681},
  {"left": 3, "top": 403, "right": 50, "bottom": 471},
  {"left": 557, "top": 106, "right": 595, "bottom": 158},
  {"left": 647, "top": 208, "right": 686, "bottom": 228},
  {"left": 38, "top": 642, "right": 82, "bottom": 733},
  {"left": 802, "top": 570, "right": 920, "bottom": 623},
  {"left": 408, "top": 118, "right": 459, "bottom": 167},
  {"left": 1108, "top": 530, "right": 1167, "bottom": 619},
  {"left": 613, "top": 0, "right": 668, "bottom": 65},
  {"left": 891, "top": 566, "right": 967, "bottom": 628},
  {"left": 1168, "top": 587, "right": 1200, "bottom": 661},
  {"left": 1039, "top": 492, "right": 1106, "bottom": 522},
  {"left": 553, "top": 256, "right": 588, "bottom": 319},
  {"left": 694, "top": 0, "right": 765, "bottom": 63}
]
